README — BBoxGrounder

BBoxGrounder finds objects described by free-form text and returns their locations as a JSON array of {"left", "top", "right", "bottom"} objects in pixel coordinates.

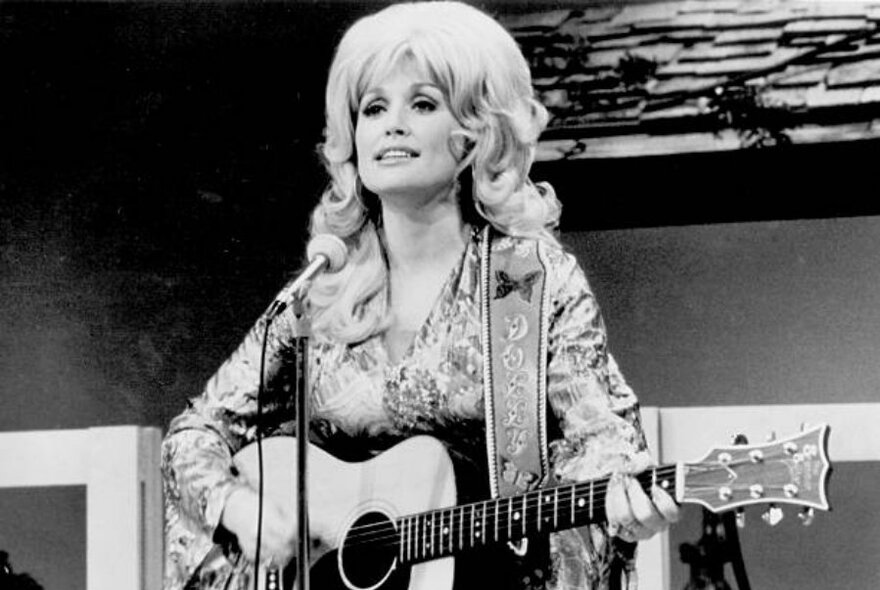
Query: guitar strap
[{"left": 480, "top": 225, "right": 551, "bottom": 502}]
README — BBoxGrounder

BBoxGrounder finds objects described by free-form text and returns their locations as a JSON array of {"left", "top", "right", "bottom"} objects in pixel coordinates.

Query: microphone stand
[
  {"left": 289, "top": 292, "right": 311, "bottom": 590},
  {"left": 265, "top": 290, "right": 312, "bottom": 590},
  {"left": 263, "top": 233, "right": 346, "bottom": 589}
]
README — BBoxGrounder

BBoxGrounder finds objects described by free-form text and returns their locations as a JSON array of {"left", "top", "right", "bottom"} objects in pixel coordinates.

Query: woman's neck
[{"left": 379, "top": 187, "right": 469, "bottom": 274}]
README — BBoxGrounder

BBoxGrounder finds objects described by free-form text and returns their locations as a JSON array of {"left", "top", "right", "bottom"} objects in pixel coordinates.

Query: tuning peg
[
  {"left": 799, "top": 508, "right": 815, "bottom": 527},
  {"left": 766, "top": 431, "right": 777, "bottom": 442},
  {"left": 800, "top": 422, "right": 810, "bottom": 432},
  {"left": 735, "top": 508, "right": 746, "bottom": 529},
  {"left": 761, "top": 504, "right": 784, "bottom": 526},
  {"left": 732, "top": 433, "right": 749, "bottom": 445}
]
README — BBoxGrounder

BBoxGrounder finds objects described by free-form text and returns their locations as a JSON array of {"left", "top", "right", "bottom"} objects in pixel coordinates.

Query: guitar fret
[
  {"left": 570, "top": 486, "right": 575, "bottom": 524},
  {"left": 537, "top": 491, "right": 542, "bottom": 532},
  {"left": 435, "top": 511, "right": 441, "bottom": 557},
  {"left": 447, "top": 509, "right": 453, "bottom": 554},
  {"left": 407, "top": 517, "right": 413, "bottom": 563},
  {"left": 442, "top": 511, "right": 446, "bottom": 554},
  {"left": 424, "top": 514, "right": 429, "bottom": 560},
  {"left": 481, "top": 501, "right": 487, "bottom": 544},
  {"left": 437, "top": 511, "right": 443, "bottom": 557},
  {"left": 436, "top": 512, "right": 441, "bottom": 555},
  {"left": 507, "top": 496, "right": 513, "bottom": 540},
  {"left": 437, "top": 512, "right": 442, "bottom": 556},
  {"left": 418, "top": 515, "right": 423, "bottom": 560},
  {"left": 429, "top": 512, "right": 435, "bottom": 557},
  {"left": 470, "top": 504, "right": 475, "bottom": 548},
  {"left": 589, "top": 480, "right": 594, "bottom": 521},
  {"left": 458, "top": 506, "right": 464, "bottom": 551},
  {"left": 494, "top": 499, "right": 499, "bottom": 542},
  {"left": 424, "top": 513, "right": 430, "bottom": 558},
  {"left": 426, "top": 513, "right": 431, "bottom": 557},
  {"left": 474, "top": 504, "right": 481, "bottom": 544},
  {"left": 553, "top": 487, "right": 559, "bottom": 529},
  {"left": 425, "top": 513, "right": 430, "bottom": 559},
  {"left": 521, "top": 495, "right": 527, "bottom": 537},
  {"left": 399, "top": 518, "right": 405, "bottom": 563}
]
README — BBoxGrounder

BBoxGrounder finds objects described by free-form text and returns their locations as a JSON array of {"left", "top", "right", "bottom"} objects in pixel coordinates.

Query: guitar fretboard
[{"left": 340, "top": 465, "right": 678, "bottom": 565}]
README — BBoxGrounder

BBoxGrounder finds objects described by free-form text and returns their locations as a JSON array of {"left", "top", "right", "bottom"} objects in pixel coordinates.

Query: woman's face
[{"left": 355, "top": 61, "right": 464, "bottom": 205}]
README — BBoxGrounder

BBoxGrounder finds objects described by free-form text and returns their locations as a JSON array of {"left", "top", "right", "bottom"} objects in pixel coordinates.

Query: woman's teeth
[{"left": 380, "top": 150, "right": 415, "bottom": 160}]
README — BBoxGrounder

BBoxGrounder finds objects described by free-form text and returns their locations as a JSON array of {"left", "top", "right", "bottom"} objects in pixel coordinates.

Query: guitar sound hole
[{"left": 338, "top": 511, "right": 406, "bottom": 590}]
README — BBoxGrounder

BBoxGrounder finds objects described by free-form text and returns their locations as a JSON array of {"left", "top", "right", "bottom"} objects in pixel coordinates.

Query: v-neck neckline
[{"left": 378, "top": 227, "right": 477, "bottom": 368}]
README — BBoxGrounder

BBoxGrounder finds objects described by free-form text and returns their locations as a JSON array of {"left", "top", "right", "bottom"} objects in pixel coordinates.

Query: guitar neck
[{"left": 393, "top": 465, "right": 678, "bottom": 565}]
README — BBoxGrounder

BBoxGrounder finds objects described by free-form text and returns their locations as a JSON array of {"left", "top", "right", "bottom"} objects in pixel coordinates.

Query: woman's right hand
[{"left": 220, "top": 485, "right": 298, "bottom": 566}]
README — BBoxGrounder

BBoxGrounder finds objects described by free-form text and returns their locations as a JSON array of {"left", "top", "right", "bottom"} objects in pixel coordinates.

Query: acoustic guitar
[{"left": 233, "top": 424, "right": 831, "bottom": 590}]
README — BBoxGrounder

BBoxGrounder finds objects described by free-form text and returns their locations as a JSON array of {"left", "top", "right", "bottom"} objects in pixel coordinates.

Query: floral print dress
[{"left": 161, "top": 228, "right": 650, "bottom": 590}]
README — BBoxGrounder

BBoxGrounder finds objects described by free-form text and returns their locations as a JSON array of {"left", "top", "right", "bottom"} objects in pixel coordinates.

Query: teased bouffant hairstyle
[{"left": 307, "top": 0, "right": 561, "bottom": 343}]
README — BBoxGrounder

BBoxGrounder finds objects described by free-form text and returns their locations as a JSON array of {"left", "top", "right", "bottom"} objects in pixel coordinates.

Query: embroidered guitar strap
[{"left": 480, "top": 226, "right": 551, "bottom": 501}]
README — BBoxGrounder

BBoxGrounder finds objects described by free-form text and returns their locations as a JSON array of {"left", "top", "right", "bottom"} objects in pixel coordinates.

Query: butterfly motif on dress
[{"left": 493, "top": 270, "right": 542, "bottom": 303}]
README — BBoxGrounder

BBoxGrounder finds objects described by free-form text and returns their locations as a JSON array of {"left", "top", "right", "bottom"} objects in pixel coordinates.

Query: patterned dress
[{"left": 161, "top": 228, "right": 650, "bottom": 590}]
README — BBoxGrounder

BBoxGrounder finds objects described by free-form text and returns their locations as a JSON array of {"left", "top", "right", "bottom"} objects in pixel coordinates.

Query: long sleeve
[
  {"left": 160, "top": 308, "right": 305, "bottom": 590},
  {"left": 543, "top": 247, "right": 648, "bottom": 590}
]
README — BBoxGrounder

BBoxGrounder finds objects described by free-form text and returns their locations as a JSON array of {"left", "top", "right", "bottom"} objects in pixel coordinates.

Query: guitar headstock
[{"left": 679, "top": 424, "right": 831, "bottom": 515}]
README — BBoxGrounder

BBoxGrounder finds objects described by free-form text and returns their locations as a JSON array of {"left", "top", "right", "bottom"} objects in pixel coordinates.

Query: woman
[{"left": 161, "top": 2, "right": 678, "bottom": 589}]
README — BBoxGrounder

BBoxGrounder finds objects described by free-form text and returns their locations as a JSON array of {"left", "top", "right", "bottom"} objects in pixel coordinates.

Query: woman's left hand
[{"left": 605, "top": 471, "right": 680, "bottom": 542}]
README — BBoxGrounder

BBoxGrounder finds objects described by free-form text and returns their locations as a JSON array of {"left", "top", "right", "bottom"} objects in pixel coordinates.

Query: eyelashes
[
  {"left": 360, "top": 99, "right": 438, "bottom": 117},
  {"left": 361, "top": 102, "right": 384, "bottom": 117},
  {"left": 359, "top": 96, "right": 440, "bottom": 118}
]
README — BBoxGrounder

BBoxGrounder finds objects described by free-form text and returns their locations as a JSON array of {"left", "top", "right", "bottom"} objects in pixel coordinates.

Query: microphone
[{"left": 268, "top": 233, "right": 348, "bottom": 319}]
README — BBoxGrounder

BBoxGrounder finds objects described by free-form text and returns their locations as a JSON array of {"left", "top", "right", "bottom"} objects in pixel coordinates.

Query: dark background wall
[
  {"left": 1, "top": 2, "right": 878, "bottom": 589},
  {"left": 567, "top": 218, "right": 880, "bottom": 589}
]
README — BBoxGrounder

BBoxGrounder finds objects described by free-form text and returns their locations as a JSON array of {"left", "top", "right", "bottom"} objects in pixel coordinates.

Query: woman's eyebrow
[
  {"left": 412, "top": 82, "right": 442, "bottom": 94},
  {"left": 360, "top": 87, "right": 385, "bottom": 100},
  {"left": 363, "top": 80, "right": 441, "bottom": 96}
]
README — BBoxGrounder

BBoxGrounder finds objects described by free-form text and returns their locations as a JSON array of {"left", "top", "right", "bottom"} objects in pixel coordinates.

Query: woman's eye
[
  {"left": 413, "top": 99, "right": 437, "bottom": 112},
  {"left": 361, "top": 102, "right": 385, "bottom": 117}
]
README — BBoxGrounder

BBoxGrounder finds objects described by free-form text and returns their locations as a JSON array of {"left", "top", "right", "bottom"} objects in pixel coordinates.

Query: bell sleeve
[
  {"left": 543, "top": 247, "right": 650, "bottom": 590},
  {"left": 160, "top": 307, "right": 306, "bottom": 589}
]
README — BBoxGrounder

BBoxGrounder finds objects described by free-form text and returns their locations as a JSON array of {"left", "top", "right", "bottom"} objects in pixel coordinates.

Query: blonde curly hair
[{"left": 307, "top": 0, "right": 561, "bottom": 343}]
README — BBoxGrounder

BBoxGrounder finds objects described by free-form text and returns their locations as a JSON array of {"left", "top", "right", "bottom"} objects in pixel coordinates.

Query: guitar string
[
  {"left": 339, "top": 476, "right": 796, "bottom": 555},
  {"left": 340, "top": 500, "right": 618, "bottom": 555},
  {"left": 338, "top": 461, "right": 683, "bottom": 547},
  {"left": 339, "top": 508, "right": 612, "bottom": 554},
  {"left": 337, "top": 465, "right": 681, "bottom": 549},
  {"left": 336, "top": 458, "right": 785, "bottom": 550}
]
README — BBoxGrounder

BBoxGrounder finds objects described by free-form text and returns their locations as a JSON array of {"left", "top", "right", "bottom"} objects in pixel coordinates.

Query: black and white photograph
[{"left": 1, "top": 1, "right": 877, "bottom": 589}]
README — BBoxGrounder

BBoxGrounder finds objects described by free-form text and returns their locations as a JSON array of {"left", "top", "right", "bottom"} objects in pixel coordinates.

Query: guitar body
[{"left": 233, "top": 436, "right": 457, "bottom": 590}]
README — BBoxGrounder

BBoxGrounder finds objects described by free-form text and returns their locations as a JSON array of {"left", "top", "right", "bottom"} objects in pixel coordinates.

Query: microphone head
[{"left": 307, "top": 233, "right": 348, "bottom": 272}]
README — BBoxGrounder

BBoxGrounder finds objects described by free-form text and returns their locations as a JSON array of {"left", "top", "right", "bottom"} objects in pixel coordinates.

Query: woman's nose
[{"left": 385, "top": 107, "right": 410, "bottom": 136}]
